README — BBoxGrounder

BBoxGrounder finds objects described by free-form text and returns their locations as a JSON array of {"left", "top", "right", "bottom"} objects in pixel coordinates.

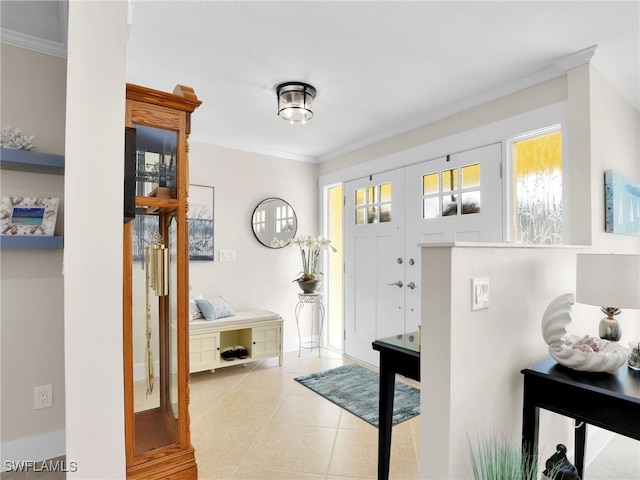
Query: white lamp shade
[{"left": 576, "top": 253, "right": 640, "bottom": 309}]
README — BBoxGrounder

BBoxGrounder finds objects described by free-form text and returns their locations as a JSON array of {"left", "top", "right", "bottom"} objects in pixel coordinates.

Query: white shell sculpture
[{"left": 541, "top": 293, "right": 628, "bottom": 374}]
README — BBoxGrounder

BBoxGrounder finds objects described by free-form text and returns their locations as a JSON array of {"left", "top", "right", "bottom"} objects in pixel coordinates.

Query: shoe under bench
[{"left": 189, "top": 309, "right": 283, "bottom": 374}]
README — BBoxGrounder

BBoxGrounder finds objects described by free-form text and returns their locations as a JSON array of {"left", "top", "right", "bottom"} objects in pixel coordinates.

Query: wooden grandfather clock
[{"left": 123, "top": 83, "right": 201, "bottom": 480}]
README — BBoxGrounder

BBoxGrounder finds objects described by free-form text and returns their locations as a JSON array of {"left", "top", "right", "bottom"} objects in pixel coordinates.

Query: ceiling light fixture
[{"left": 276, "top": 82, "right": 316, "bottom": 124}]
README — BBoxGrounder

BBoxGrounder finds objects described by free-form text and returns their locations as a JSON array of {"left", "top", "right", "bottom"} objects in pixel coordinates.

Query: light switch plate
[
  {"left": 471, "top": 277, "right": 490, "bottom": 310},
  {"left": 219, "top": 249, "right": 236, "bottom": 262}
]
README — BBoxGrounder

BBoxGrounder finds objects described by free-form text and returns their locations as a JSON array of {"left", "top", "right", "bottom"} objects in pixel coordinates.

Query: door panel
[
  {"left": 404, "top": 143, "right": 503, "bottom": 333},
  {"left": 343, "top": 143, "right": 503, "bottom": 366},
  {"left": 344, "top": 170, "right": 405, "bottom": 366}
]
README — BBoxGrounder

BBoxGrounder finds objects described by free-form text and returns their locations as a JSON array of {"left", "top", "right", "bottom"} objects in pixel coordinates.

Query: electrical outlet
[{"left": 33, "top": 384, "right": 53, "bottom": 409}]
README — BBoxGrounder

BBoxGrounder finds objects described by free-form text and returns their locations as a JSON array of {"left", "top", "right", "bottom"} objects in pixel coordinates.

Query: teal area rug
[{"left": 294, "top": 363, "right": 420, "bottom": 428}]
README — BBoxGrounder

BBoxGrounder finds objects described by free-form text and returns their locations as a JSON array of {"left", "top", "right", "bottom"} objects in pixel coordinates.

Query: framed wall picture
[
  {"left": 605, "top": 170, "right": 640, "bottom": 236},
  {"left": 1, "top": 196, "right": 59, "bottom": 236},
  {"left": 188, "top": 184, "right": 214, "bottom": 260}
]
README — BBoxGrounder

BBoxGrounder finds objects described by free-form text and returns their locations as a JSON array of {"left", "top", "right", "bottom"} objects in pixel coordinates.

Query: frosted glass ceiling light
[{"left": 276, "top": 82, "right": 316, "bottom": 124}]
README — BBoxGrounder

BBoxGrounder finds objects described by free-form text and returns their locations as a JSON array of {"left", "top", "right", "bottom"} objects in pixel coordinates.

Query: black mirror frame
[{"left": 251, "top": 197, "right": 298, "bottom": 248}]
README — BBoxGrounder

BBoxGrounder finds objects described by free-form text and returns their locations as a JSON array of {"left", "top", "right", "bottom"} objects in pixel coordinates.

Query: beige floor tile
[
  {"left": 328, "top": 427, "right": 379, "bottom": 478},
  {"left": 270, "top": 393, "right": 343, "bottom": 428},
  {"left": 585, "top": 433, "right": 640, "bottom": 480},
  {"left": 243, "top": 423, "right": 337, "bottom": 474},
  {"left": 389, "top": 432, "right": 420, "bottom": 479},
  {"left": 326, "top": 476, "right": 375, "bottom": 480},
  {"left": 192, "top": 414, "right": 266, "bottom": 464},
  {"left": 16, "top": 349, "right": 636, "bottom": 480},
  {"left": 288, "top": 379, "right": 320, "bottom": 396},
  {"left": 337, "top": 409, "right": 376, "bottom": 431},
  {"left": 391, "top": 418, "right": 415, "bottom": 436},
  {"left": 203, "top": 389, "right": 285, "bottom": 423},
  {"left": 281, "top": 351, "right": 345, "bottom": 375},
  {"left": 234, "top": 369, "right": 301, "bottom": 395},
  {"left": 231, "top": 465, "right": 326, "bottom": 479},
  {"left": 196, "top": 460, "right": 238, "bottom": 480}
]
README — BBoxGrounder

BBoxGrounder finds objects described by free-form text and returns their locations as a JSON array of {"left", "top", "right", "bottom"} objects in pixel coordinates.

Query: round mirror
[{"left": 251, "top": 197, "right": 297, "bottom": 248}]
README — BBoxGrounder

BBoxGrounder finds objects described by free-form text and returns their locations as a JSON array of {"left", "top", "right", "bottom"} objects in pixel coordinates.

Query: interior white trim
[
  {"left": 188, "top": 135, "right": 318, "bottom": 164},
  {"left": 0, "top": 28, "right": 67, "bottom": 59},
  {"left": 553, "top": 45, "right": 598, "bottom": 71},
  {"left": 319, "top": 102, "right": 568, "bottom": 187},
  {"left": 1, "top": 429, "right": 65, "bottom": 471}
]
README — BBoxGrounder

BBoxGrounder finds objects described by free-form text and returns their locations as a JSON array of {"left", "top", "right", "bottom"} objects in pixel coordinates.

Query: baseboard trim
[
  {"left": 1, "top": 429, "right": 65, "bottom": 472},
  {"left": 284, "top": 336, "right": 321, "bottom": 354}
]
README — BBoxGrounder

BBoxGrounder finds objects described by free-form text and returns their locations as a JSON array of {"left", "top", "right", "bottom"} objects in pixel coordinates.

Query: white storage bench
[{"left": 189, "top": 309, "right": 283, "bottom": 374}]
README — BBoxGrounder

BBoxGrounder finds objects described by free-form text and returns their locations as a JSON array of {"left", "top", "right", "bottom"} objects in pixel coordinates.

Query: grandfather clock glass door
[
  {"left": 124, "top": 84, "right": 200, "bottom": 480},
  {"left": 128, "top": 125, "right": 181, "bottom": 454}
]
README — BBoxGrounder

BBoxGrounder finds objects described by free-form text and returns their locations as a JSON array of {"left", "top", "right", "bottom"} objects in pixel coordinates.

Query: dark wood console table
[
  {"left": 372, "top": 332, "right": 420, "bottom": 480},
  {"left": 521, "top": 357, "right": 640, "bottom": 478}
]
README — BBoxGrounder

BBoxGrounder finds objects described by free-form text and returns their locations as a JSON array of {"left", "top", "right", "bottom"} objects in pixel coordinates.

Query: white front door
[
  {"left": 343, "top": 143, "right": 503, "bottom": 366},
  {"left": 344, "top": 169, "right": 405, "bottom": 366},
  {"left": 403, "top": 142, "right": 503, "bottom": 333}
]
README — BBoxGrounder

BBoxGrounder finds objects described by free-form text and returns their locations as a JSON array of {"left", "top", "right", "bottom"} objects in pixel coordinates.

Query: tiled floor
[
  {"left": 4, "top": 349, "right": 639, "bottom": 479},
  {"left": 190, "top": 349, "right": 420, "bottom": 480},
  {"left": 585, "top": 434, "right": 640, "bottom": 480}
]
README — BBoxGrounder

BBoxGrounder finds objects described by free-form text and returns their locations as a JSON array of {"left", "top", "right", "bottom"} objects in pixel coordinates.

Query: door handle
[
  {"left": 388, "top": 281, "right": 403, "bottom": 288},
  {"left": 406, "top": 282, "right": 417, "bottom": 290}
]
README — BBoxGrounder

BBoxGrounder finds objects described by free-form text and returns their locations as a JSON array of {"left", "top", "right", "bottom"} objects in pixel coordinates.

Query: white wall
[
  {"left": 0, "top": 45, "right": 67, "bottom": 155},
  {"left": 318, "top": 58, "right": 639, "bottom": 478},
  {"left": 0, "top": 45, "right": 67, "bottom": 465},
  {"left": 415, "top": 64, "right": 639, "bottom": 478},
  {"left": 420, "top": 243, "right": 639, "bottom": 479},
  {"left": 589, "top": 67, "right": 640, "bottom": 252},
  {"left": 319, "top": 75, "right": 567, "bottom": 181},
  {"left": 420, "top": 245, "right": 574, "bottom": 478},
  {"left": 188, "top": 142, "right": 319, "bottom": 350},
  {"left": 63, "top": 2, "right": 127, "bottom": 478}
]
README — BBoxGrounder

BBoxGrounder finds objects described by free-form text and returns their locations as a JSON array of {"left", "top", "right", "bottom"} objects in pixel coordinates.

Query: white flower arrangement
[
  {"left": 273, "top": 234, "right": 337, "bottom": 282},
  {"left": 0, "top": 125, "right": 34, "bottom": 150}
]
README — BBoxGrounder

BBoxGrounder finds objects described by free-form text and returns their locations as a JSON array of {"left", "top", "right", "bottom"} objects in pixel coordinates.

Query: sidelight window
[{"left": 510, "top": 128, "right": 562, "bottom": 244}]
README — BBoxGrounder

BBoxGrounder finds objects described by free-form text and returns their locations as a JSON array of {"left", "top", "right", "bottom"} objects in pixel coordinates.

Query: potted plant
[{"left": 288, "top": 235, "right": 336, "bottom": 293}]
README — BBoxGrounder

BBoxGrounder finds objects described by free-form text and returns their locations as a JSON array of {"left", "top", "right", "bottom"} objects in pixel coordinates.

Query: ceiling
[{"left": 2, "top": 1, "right": 639, "bottom": 163}]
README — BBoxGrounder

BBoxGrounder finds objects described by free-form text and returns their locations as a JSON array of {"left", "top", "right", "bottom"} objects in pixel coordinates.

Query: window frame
[{"left": 504, "top": 124, "right": 566, "bottom": 244}]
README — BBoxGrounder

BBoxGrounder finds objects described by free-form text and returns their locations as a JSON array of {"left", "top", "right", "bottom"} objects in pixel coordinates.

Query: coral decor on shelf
[{"left": 0, "top": 125, "right": 34, "bottom": 150}]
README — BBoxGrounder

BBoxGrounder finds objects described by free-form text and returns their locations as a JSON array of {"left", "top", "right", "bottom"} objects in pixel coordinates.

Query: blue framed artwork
[
  {"left": 188, "top": 184, "right": 214, "bottom": 260},
  {"left": 605, "top": 170, "right": 640, "bottom": 235}
]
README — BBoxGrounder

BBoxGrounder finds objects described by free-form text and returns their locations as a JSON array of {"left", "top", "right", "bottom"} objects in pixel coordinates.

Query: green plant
[
  {"left": 289, "top": 235, "right": 336, "bottom": 282},
  {"left": 467, "top": 433, "right": 560, "bottom": 480}
]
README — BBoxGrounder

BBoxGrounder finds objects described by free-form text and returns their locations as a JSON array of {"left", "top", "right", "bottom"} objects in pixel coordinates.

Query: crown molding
[
  {"left": 590, "top": 48, "right": 639, "bottom": 110},
  {"left": 319, "top": 45, "right": 638, "bottom": 163},
  {"left": 319, "top": 63, "right": 568, "bottom": 163},
  {"left": 189, "top": 134, "right": 319, "bottom": 164},
  {"left": 0, "top": 28, "right": 67, "bottom": 59},
  {"left": 553, "top": 44, "right": 598, "bottom": 71},
  {"left": 553, "top": 44, "right": 638, "bottom": 110}
]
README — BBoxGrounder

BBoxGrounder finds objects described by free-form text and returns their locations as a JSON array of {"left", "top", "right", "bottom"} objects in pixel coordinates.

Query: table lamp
[{"left": 576, "top": 253, "right": 640, "bottom": 341}]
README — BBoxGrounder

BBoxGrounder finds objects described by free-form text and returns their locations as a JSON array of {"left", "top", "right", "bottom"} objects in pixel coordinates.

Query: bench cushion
[{"left": 189, "top": 309, "right": 280, "bottom": 331}]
